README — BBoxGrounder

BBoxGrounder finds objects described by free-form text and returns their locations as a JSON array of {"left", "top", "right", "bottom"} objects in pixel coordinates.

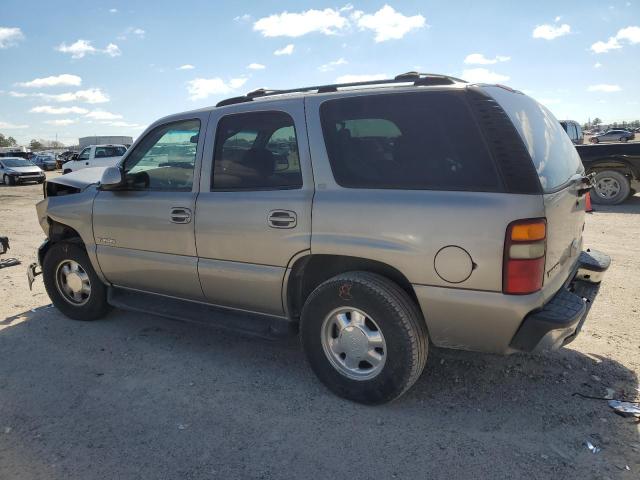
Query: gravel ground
[{"left": 1, "top": 173, "right": 639, "bottom": 480}]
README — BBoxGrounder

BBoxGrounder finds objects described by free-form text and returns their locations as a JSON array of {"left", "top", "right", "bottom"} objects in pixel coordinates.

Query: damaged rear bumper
[{"left": 509, "top": 249, "right": 610, "bottom": 352}]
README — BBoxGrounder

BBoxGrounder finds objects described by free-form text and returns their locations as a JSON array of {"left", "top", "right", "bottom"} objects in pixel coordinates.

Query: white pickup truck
[{"left": 62, "top": 144, "right": 127, "bottom": 173}]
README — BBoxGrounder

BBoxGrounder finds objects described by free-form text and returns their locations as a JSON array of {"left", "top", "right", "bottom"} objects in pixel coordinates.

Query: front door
[
  {"left": 195, "top": 100, "right": 313, "bottom": 315},
  {"left": 93, "top": 114, "right": 208, "bottom": 300}
]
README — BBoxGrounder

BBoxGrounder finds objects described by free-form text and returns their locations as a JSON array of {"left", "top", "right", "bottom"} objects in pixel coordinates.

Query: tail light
[{"left": 503, "top": 218, "right": 546, "bottom": 295}]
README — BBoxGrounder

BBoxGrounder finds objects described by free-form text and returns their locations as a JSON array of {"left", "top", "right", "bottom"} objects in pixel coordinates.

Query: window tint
[
  {"left": 212, "top": 111, "right": 302, "bottom": 190},
  {"left": 78, "top": 148, "right": 90, "bottom": 160},
  {"left": 94, "top": 146, "right": 126, "bottom": 158},
  {"left": 486, "top": 87, "right": 583, "bottom": 192},
  {"left": 124, "top": 119, "right": 200, "bottom": 191},
  {"left": 320, "top": 92, "right": 500, "bottom": 191}
]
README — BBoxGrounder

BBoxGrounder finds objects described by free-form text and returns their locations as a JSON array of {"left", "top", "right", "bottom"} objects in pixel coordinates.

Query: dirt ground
[{"left": 1, "top": 173, "right": 639, "bottom": 480}]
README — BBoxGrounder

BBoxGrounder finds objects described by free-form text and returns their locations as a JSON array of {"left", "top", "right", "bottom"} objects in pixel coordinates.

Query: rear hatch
[{"left": 485, "top": 86, "right": 586, "bottom": 299}]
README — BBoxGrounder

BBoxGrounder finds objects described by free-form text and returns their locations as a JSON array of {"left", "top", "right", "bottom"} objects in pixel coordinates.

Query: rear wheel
[
  {"left": 591, "top": 137, "right": 599, "bottom": 144},
  {"left": 300, "top": 272, "right": 428, "bottom": 404},
  {"left": 620, "top": 137, "right": 628, "bottom": 143},
  {"left": 591, "top": 170, "right": 630, "bottom": 205},
  {"left": 43, "top": 242, "right": 111, "bottom": 321}
]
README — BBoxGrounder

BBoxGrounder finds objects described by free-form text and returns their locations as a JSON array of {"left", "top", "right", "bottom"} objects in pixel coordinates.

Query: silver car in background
[
  {"left": 32, "top": 73, "right": 610, "bottom": 404},
  {"left": 590, "top": 129, "right": 635, "bottom": 143}
]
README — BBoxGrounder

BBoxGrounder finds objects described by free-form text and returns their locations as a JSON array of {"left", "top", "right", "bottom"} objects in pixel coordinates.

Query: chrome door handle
[
  {"left": 170, "top": 207, "right": 192, "bottom": 224},
  {"left": 268, "top": 210, "right": 297, "bottom": 229}
]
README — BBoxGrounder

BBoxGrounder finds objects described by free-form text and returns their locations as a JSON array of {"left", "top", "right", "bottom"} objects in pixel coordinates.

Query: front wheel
[
  {"left": 43, "top": 242, "right": 111, "bottom": 321},
  {"left": 591, "top": 170, "right": 631, "bottom": 205},
  {"left": 620, "top": 137, "right": 628, "bottom": 143},
  {"left": 300, "top": 272, "right": 428, "bottom": 404},
  {"left": 591, "top": 137, "right": 599, "bottom": 144},
  {"left": 3, "top": 174, "right": 16, "bottom": 186}
]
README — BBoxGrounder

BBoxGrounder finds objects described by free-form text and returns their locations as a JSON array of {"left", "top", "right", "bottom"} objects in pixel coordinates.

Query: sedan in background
[
  {"left": 590, "top": 129, "right": 635, "bottom": 143},
  {"left": 0, "top": 157, "right": 45, "bottom": 185},
  {"left": 32, "top": 154, "right": 58, "bottom": 171}
]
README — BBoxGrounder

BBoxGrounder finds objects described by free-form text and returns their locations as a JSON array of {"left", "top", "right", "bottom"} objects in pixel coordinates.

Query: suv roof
[{"left": 215, "top": 72, "right": 469, "bottom": 108}]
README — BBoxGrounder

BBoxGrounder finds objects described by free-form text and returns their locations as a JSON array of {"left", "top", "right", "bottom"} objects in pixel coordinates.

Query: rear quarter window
[
  {"left": 319, "top": 91, "right": 501, "bottom": 191},
  {"left": 485, "top": 87, "right": 583, "bottom": 192}
]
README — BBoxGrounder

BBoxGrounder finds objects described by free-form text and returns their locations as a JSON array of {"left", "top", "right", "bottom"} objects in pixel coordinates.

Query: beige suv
[{"left": 31, "top": 73, "right": 610, "bottom": 404}]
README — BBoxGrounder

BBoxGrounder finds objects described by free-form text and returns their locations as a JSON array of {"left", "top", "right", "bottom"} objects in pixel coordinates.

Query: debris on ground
[
  {"left": 608, "top": 400, "right": 640, "bottom": 418},
  {"left": 585, "top": 441, "right": 601, "bottom": 453}
]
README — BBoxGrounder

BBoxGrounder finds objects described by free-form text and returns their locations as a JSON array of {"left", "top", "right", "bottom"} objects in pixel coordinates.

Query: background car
[
  {"left": 32, "top": 154, "right": 58, "bottom": 171},
  {"left": 0, "top": 157, "right": 45, "bottom": 185},
  {"left": 590, "top": 129, "right": 635, "bottom": 143}
]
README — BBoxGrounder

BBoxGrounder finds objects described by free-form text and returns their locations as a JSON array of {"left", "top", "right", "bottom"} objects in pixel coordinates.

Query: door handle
[
  {"left": 268, "top": 210, "right": 297, "bottom": 229},
  {"left": 170, "top": 207, "right": 192, "bottom": 224}
]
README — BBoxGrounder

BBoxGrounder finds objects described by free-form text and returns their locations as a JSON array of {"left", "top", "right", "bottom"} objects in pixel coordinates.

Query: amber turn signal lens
[{"left": 510, "top": 222, "right": 546, "bottom": 242}]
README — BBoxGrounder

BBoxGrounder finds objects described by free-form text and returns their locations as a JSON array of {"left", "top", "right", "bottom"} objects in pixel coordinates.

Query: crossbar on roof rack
[{"left": 215, "top": 72, "right": 467, "bottom": 107}]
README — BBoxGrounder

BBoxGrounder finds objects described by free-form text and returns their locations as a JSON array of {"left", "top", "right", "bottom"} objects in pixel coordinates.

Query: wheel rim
[
  {"left": 595, "top": 177, "right": 621, "bottom": 199},
  {"left": 55, "top": 260, "right": 91, "bottom": 305},
  {"left": 320, "top": 307, "right": 386, "bottom": 381}
]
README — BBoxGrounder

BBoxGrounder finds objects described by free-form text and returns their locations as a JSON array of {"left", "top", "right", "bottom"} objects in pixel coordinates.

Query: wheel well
[
  {"left": 286, "top": 254, "right": 418, "bottom": 319},
  {"left": 39, "top": 220, "right": 84, "bottom": 265},
  {"left": 586, "top": 162, "right": 636, "bottom": 180}
]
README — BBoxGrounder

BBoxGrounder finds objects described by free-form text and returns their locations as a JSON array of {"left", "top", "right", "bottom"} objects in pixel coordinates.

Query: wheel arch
[
  {"left": 38, "top": 220, "right": 85, "bottom": 266},
  {"left": 285, "top": 253, "right": 420, "bottom": 320},
  {"left": 585, "top": 159, "right": 637, "bottom": 180}
]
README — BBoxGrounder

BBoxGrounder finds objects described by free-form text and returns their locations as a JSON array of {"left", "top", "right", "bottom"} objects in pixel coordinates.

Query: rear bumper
[{"left": 509, "top": 249, "right": 610, "bottom": 352}]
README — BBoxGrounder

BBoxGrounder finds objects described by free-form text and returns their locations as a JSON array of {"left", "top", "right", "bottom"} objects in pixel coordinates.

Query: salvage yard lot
[{"left": 1, "top": 174, "right": 639, "bottom": 479}]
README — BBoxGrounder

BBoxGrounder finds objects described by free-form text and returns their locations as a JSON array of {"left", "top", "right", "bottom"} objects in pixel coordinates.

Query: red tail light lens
[{"left": 503, "top": 219, "right": 546, "bottom": 295}]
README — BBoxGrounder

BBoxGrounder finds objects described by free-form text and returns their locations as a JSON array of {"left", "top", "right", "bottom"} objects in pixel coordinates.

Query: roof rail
[{"left": 215, "top": 72, "right": 467, "bottom": 107}]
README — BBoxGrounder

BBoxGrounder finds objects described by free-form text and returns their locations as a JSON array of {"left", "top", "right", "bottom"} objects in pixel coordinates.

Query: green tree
[
  {"left": 29, "top": 139, "right": 43, "bottom": 151},
  {"left": 0, "top": 133, "right": 18, "bottom": 147},
  {"left": 592, "top": 117, "right": 602, "bottom": 126}
]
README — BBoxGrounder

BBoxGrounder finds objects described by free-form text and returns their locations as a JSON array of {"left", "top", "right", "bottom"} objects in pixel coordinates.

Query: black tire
[
  {"left": 591, "top": 137, "right": 599, "bottom": 144},
  {"left": 300, "top": 271, "right": 428, "bottom": 404},
  {"left": 620, "top": 137, "right": 628, "bottom": 143},
  {"left": 43, "top": 242, "right": 111, "bottom": 321},
  {"left": 4, "top": 174, "right": 16, "bottom": 186},
  {"left": 591, "top": 170, "right": 631, "bottom": 205}
]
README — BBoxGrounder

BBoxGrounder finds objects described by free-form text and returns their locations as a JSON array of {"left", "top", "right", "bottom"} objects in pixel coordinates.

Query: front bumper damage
[{"left": 509, "top": 249, "right": 611, "bottom": 352}]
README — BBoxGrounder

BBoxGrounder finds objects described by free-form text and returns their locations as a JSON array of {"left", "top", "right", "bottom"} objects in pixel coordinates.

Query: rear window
[
  {"left": 486, "top": 87, "right": 582, "bottom": 192},
  {"left": 95, "top": 146, "right": 126, "bottom": 158},
  {"left": 319, "top": 92, "right": 501, "bottom": 191}
]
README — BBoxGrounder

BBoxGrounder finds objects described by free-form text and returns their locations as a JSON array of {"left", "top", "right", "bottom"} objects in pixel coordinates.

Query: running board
[{"left": 107, "top": 287, "right": 297, "bottom": 339}]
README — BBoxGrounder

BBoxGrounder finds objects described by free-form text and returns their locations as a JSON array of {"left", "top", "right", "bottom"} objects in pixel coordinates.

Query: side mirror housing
[{"left": 99, "top": 166, "right": 123, "bottom": 190}]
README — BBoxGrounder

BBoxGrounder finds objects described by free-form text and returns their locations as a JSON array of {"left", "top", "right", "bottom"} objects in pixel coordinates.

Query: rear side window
[
  {"left": 486, "top": 87, "right": 582, "bottom": 192},
  {"left": 319, "top": 92, "right": 500, "bottom": 191},
  {"left": 212, "top": 111, "right": 302, "bottom": 190}
]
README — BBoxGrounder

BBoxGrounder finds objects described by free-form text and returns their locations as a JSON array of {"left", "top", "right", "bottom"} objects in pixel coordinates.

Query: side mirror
[{"left": 99, "top": 166, "right": 123, "bottom": 189}]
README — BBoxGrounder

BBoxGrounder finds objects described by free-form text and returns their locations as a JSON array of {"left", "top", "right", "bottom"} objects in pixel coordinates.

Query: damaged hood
[{"left": 49, "top": 167, "right": 108, "bottom": 190}]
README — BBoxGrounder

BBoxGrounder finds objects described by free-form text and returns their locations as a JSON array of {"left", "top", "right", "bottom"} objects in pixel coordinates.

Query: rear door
[
  {"left": 486, "top": 87, "right": 585, "bottom": 299},
  {"left": 195, "top": 99, "right": 313, "bottom": 315}
]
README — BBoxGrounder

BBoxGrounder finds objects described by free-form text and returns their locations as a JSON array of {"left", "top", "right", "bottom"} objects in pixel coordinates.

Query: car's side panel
[
  {"left": 197, "top": 258, "right": 285, "bottom": 315},
  {"left": 304, "top": 93, "right": 545, "bottom": 292}
]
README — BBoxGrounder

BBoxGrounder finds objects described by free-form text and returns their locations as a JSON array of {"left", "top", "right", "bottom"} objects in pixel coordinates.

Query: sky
[{"left": 0, "top": 0, "right": 639, "bottom": 146}]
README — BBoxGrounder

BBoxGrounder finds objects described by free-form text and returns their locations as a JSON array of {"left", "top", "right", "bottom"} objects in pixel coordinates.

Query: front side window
[
  {"left": 320, "top": 92, "right": 500, "bottom": 191},
  {"left": 78, "top": 148, "right": 91, "bottom": 160},
  {"left": 123, "top": 119, "right": 200, "bottom": 191},
  {"left": 212, "top": 111, "right": 302, "bottom": 190}
]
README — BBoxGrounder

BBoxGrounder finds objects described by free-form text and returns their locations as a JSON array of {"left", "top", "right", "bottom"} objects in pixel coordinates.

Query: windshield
[{"left": 2, "top": 158, "right": 35, "bottom": 168}]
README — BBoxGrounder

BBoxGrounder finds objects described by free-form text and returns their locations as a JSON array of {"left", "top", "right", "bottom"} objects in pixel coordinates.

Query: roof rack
[{"left": 215, "top": 72, "right": 467, "bottom": 107}]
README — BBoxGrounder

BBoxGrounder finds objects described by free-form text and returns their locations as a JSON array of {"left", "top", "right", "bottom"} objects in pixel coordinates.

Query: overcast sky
[{"left": 1, "top": 0, "right": 639, "bottom": 145}]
